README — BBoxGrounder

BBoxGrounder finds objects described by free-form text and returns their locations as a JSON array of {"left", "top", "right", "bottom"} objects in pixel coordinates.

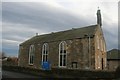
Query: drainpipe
[{"left": 86, "top": 34, "right": 91, "bottom": 69}]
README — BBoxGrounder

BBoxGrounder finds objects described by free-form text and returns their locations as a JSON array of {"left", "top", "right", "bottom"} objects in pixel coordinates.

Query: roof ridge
[
  {"left": 37, "top": 24, "right": 98, "bottom": 37},
  {"left": 21, "top": 24, "right": 98, "bottom": 45}
]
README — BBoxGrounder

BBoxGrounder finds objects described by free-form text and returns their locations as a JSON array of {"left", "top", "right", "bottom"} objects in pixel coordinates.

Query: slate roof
[
  {"left": 107, "top": 49, "right": 120, "bottom": 60},
  {"left": 21, "top": 24, "right": 98, "bottom": 45}
]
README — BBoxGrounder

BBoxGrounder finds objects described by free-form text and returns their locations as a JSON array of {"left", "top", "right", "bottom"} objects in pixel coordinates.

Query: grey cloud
[
  {"left": 2, "top": 2, "right": 92, "bottom": 32},
  {"left": 2, "top": 2, "right": 118, "bottom": 56},
  {"left": 103, "top": 22, "right": 118, "bottom": 51}
]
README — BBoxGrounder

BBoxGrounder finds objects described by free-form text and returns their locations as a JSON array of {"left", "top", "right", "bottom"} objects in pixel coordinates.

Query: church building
[{"left": 18, "top": 9, "right": 107, "bottom": 70}]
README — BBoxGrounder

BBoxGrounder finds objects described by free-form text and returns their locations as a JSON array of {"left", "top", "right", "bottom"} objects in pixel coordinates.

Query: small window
[{"left": 72, "top": 62, "right": 77, "bottom": 69}]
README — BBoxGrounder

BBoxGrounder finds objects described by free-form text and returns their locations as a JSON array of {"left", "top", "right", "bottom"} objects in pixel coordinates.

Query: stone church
[{"left": 18, "top": 9, "right": 107, "bottom": 70}]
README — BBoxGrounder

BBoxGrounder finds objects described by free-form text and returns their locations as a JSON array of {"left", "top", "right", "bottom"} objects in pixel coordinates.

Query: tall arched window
[
  {"left": 103, "top": 42, "right": 106, "bottom": 53},
  {"left": 59, "top": 41, "right": 67, "bottom": 67},
  {"left": 42, "top": 43, "right": 49, "bottom": 62},
  {"left": 97, "top": 36, "right": 99, "bottom": 49},
  {"left": 98, "top": 55, "right": 101, "bottom": 69},
  {"left": 29, "top": 45, "right": 35, "bottom": 65},
  {"left": 100, "top": 39, "right": 103, "bottom": 51}
]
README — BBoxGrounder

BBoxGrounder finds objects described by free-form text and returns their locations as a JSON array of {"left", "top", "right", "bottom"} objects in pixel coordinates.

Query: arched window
[
  {"left": 103, "top": 43, "right": 106, "bottom": 53},
  {"left": 29, "top": 45, "right": 35, "bottom": 65},
  {"left": 101, "top": 39, "right": 103, "bottom": 51},
  {"left": 59, "top": 41, "right": 67, "bottom": 67},
  {"left": 42, "top": 43, "right": 49, "bottom": 62},
  {"left": 97, "top": 36, "right": 99, "bottom": 49},
  {"left": 98, "top": 55, "right": 101, "bottom": 69}
]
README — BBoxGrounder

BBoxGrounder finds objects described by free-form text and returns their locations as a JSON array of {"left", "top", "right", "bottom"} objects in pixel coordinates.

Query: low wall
[{"left": 2, "top": 65, "right": 119, "bottom": 79}]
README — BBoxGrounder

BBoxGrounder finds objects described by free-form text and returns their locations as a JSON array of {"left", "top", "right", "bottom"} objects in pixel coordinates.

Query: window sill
[
  {"left": 29, "top": 64, "right": 33, "bottom": 66},
  {"left": 59, "top": 66, "right": 67, "bottom": 68}
]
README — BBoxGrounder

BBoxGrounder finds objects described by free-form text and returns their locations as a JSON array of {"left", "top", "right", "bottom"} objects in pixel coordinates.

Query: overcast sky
[{"left": 1, "top": 0, "right": 119, "bottom": 57}]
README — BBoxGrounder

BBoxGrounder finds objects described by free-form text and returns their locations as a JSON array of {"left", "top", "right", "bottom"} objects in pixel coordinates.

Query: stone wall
[
  {"left": 107, "top": 60, "right": 120, "bottom": 71},
  {"left": 18, "top": 25, "right": 107, "bottom": 70},
  {"left": 94, "top": 25, "right": 107, "bottom": 70},
  {"left": 18, "top": 37, "right": 96, "bottom": 70}
]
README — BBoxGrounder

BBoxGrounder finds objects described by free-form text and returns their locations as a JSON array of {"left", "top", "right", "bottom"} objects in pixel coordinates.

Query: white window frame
[
  {"left": 29, "top": 45, "right": 35, "bottom": 65},
  {"left": 42, "top": 43, "right": 49, "bottom": 62},
  {"left": 59, "top": 41, "right": 67, "bottom": 67}
]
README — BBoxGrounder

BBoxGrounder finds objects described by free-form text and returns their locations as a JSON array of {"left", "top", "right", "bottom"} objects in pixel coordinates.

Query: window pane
[
  {"left": 32, "top": 55, "right": 34, "bottom": 64},
  {"left": 30, "top": 56, "right": 32, "bottom": 64},
  {"left": 30, "top": 55, "right": 33, "bottom": 64},
  {"left": 46, "top": 51, "right": 48, "bottom": 54},
  {"left": 30, "top": 55, "right": 32, "bottom": 64},
  {"left": 60, "top": 55, "right": 62, "bottom": 66},
  {"left": 60, "top": 50, "right": 62, "bottom": 53},
  {"left": 44, "top": 45, "right": 45, "bottom": 50},
  {"left": 43, "top": 50, "right": 45, "bottom": 54},
  {"left": 63, "top": 55, "right": 66, "bottom": 66},
  {"left": 60, "top": 43, "right": 62, "bottom": 50},
  {"left": 43, "top": 55, "right": 45, "bottom": 62},
  {"left": 46, "top": 55, "right": 48, "bottom": 62},
  {"left": 64, "top": 50, "right": 66, "bottom": 53}
]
